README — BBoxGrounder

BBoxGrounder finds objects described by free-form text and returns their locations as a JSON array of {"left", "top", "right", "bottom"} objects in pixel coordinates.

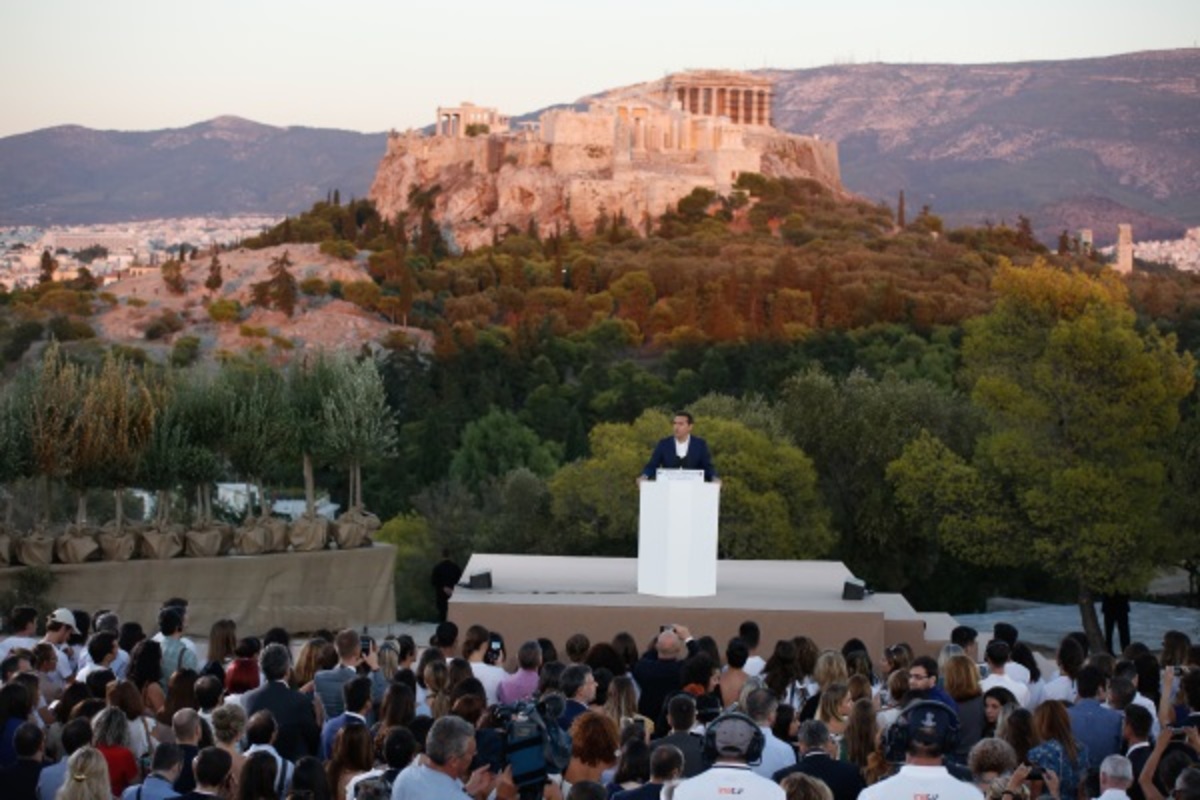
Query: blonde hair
[
  {"left": 813, "top": 651, "right": 848, "bottom": 689},
  {"left": 57, "top": 747, "right": 111, "bottom": 800}
]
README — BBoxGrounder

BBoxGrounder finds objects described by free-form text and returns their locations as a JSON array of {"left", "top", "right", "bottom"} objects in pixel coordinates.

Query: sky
[{"left": 1, "top": 0, "right": 1195, "bottom": 138}]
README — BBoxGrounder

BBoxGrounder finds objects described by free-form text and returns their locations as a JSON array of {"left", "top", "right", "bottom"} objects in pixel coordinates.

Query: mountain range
[{"left": 1, "top": 49, "right": 1197, "bottom": 246}]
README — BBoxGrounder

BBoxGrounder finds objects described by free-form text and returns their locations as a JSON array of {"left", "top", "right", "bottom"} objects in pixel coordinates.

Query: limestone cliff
[{"left": 369, "top": 74, "right": 841, "bottom": 251}]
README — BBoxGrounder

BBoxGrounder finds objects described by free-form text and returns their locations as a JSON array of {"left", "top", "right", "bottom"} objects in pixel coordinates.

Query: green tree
[
  {"left": 888, "top": 262, "right": 1194, "bottom": 648},
  {"left": 38, "top": 250, "right": 57, "bottom": 284},
  {"left": 320, "top": 356, "right": 398, "bottom": 512},
  {"left": 205, "top": 255, "right": 223, "bottom": 293},
  {"left": 449, "top": 408, "right": 561, "bottom": 493},
  {"left": 780, "top": 367, "right": 980, "bottom": 592}
]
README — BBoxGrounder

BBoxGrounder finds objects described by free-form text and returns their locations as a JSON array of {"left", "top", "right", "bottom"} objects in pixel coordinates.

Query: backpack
[{"left": 352, "top": 769, "right": 399, "bottom": 800}]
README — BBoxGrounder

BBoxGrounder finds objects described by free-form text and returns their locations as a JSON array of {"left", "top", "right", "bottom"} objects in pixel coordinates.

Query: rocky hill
[
  {"left": 87, "top": 243, "right": 424, "bottom": 362},
  {"left": 770, "top": 49, "right": 1200, "bottom": 245},
  {"left": 0, "top": 117, "right": 387, "bottom": 225}
]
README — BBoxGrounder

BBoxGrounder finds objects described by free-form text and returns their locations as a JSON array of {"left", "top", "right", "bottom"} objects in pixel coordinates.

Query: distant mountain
[
  {"left": 4, "top": 50, "right": 1198, "bottom": 246},
  {"left": 769, "top": 49, "right": 1200, "bottom": 246},
  {"left": 0, "top": 116, "right": 387, "bottom": 225}
]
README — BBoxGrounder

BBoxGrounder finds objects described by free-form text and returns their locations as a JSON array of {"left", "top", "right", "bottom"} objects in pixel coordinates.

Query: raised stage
[
  {"left": 0, "top": 543, "right": 397, "bottom": 635},
  {"left": 450, "top": 555, "right": 956, "bottom": 660}
]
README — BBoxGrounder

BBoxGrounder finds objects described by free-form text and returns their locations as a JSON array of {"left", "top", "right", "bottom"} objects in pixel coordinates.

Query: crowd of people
[{"left": 1, "top": 601, "right": 1199, "bottom": 800}]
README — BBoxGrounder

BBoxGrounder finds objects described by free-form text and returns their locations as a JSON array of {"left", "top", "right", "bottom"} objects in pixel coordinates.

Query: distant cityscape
[{"left": 0, "top": 215, "right": 281, "bottom": 291}]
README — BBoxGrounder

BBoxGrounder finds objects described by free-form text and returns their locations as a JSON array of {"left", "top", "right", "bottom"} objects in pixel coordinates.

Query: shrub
[{"left": 207, "top": 298, "right": 242, "bottom": 323}]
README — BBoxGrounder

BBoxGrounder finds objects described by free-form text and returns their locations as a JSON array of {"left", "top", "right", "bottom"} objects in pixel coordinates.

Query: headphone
[
  {"left": 883, "top": 700, "right": 959, "bottom": 763},
  {"left": 702, "top": 711, "right": 766, "bottom": 767}
]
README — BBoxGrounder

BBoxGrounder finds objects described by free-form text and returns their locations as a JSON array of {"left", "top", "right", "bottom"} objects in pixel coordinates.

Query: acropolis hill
[{"left": 368, "top": 71, "right": 843, "bottom": 250}]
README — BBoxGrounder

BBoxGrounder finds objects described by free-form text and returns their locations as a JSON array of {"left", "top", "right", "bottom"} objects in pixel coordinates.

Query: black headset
[
  {"left": 702, "top": 711, "right": 766, "bottom": 766},
  {"left": 883, "top": 700, "right": 959, "bottom": 763}
]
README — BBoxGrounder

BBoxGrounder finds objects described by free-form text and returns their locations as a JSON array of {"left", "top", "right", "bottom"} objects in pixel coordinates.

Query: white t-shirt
[
  {"left": 470, "top": 661, "right": 509, "bottom": 705},
  {"left": 980, "top": 672, "right": 1031, "bottom": 707},
  {"left": 859, "top": 764, "right": 983, "bottom": 800},
  {"left": 674, "top": 763, "right": 785, "bottom": 800}
]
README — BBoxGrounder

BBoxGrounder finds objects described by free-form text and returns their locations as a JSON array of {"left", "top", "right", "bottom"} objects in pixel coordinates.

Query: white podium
[{"left": 637, "top": 471, "right": 720, "bottom": 597}]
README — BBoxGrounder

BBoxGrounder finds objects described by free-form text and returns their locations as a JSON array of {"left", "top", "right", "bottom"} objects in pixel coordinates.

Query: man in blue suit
[{"left": 639, "top": 411, "right": 719, "bottom": 483}]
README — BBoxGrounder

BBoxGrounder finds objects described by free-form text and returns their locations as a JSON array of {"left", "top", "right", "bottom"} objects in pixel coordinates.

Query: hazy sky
[{"left": 1, "top": 0, "right": 1194, "bottom": 137}]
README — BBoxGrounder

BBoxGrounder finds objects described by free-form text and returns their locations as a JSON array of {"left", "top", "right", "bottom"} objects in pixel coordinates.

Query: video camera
[{"left": 492, "top": 695, "right": 570, "bottom": 800}]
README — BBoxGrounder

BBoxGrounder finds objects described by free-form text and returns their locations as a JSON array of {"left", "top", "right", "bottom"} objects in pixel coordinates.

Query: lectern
[{"left": 637, "top": 470, "right": 720, "bottom": 597}]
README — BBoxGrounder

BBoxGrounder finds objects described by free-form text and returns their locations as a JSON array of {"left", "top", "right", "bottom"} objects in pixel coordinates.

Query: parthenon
[{"left": 658, "top": 70, "right": 773, "bottom": 126}]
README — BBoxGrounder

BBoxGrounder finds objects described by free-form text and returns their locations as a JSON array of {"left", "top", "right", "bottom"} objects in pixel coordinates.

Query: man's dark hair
[
  {"left": 151, "top": 741, "right": 184, "bottom": 772},
  {"left": 650, "top": 744, "right": 683, "bottom": 780},
  {"left": 384, "top": 726, "right": 417, "bottom": 769},
  {"left": 245, "top": 710, "right": 277, "bottom": 746},
  {"left": 1124, "top": 704, "right": 1153, "bottom": 739},
  {"left": 667, "top": 694, "right": 697, "bottom": 731},
  {"left": 951, "top": 625, "right": 978, "bottom": 649},
  {"left": 1108, "top": 677, "right": 1135, "bottom": 710},
  {"left": 84, "top": 668, "right": 115, "bottom": 699},
  {"left": 1076, "top": 665, "right": 1106, "bottom": 700},
  {"left": 798, "top": 719, "right": 831, "bottom": 749},
  {"left": 86, "top": 632, "right": 117, "bottom": 666},
  {"left": 158, "top": 607, "right": 184, "bottom": 637},
  {"left": 738, "top": 621, "right": 760, "bottom": 650},
  {"left": 193, "top": 746, "right": 232, "bottom": 788},
  {"left": 14, "top": 721, "right": 43, "bottom": 757},
  {"left": 725, "top": 638, "right": 749, "bottom": 670},
  {"left": 911, "top": 655, "right": 939, "bottom": 678},
  {"left": 561, "top": 664, "right": 592, "bottom": 700},
  {"left": 259, "top": 643, "right": 290, "bottom": 681},
  {"left": 343, "top": 675, "right": 373, "bottom": 714},
  {"left": 262, "top": 627, "right": 289, "bottom": 649},
  {"left": 1056, "top": 636, "right": 1086, "bottom": 679},
  {"left": 0, "top": 655, "right": 25, "bottom": 682},
  {"left": 517, "top": 640, "right": 542, "bottom": 671},
  {"left": 61, "top": 717, "right": 93, "bottom": 754},
  {"left": 194, "top": 675, "right": 223, "bottom": 711},
  {"left": 985, "top": 640, "right": 1011, "bottom": 666},
  {"left": 993, "top": 623, "right": 1018, "bottom": 647},
  {"left": 8, "top": 606, "right": 38, "bottom": 634}
]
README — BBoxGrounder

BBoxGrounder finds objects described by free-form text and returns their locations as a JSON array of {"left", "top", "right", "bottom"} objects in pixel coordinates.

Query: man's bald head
[{"left": 656, "top": 630, "right": 683, "bottom": 660}]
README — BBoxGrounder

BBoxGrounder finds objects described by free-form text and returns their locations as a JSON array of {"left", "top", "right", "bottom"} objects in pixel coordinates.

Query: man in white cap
[
  {"left": 673, "top": 712, "right": 784, "bottom": 799},
  {"left": 40, "top": 609, "right": 78, "bottom": 694}
]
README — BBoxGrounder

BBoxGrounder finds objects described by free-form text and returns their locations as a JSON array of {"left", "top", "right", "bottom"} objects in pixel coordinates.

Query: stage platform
[
  {"left": 0, "top": 543, "right": 397, "bottom": 635},
  {"left": 450, "top": 555, "right": 956, "bottom": 661}
]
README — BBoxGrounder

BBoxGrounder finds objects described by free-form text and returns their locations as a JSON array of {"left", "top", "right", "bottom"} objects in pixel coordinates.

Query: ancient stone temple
[
  {"left": 370, "top": 71, "right": 841, "bottom": 251},
  {"left": 435, "top": 103, "right": 509, "bottom": 138}
]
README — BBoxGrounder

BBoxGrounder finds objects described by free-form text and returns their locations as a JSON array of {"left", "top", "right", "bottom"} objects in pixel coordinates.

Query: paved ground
[{"left": 955, "top": 600, "right": 1200, "bottom": 653}]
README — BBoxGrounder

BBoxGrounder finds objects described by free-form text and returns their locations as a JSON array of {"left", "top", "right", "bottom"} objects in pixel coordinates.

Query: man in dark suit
[
  {"left": 174, "top": 747, "right": 232, "bottom": 800},
  {"left": 653, "top": 694, "right": 706, "bottom": 778},
  {"left": 241, "top": 643, "right": 320, "bottom": 761},
  {"left": 613, "top": 744, "right": 684, "bottom": 800},
  {"left": 639, "top": 411, "right": 718, "bottom": 483},
  {"left": 773, "top": 720, "right": 865, "bottom": 800}
]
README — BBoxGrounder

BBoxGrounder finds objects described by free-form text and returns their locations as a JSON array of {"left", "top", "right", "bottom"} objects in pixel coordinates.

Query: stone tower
[{"left": 1115, "top": 224, "right": 1133, "bottom": 274}]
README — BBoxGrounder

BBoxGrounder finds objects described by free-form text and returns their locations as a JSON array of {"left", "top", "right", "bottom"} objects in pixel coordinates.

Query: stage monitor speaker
[
  {"left": 468, "top": 570, "right": 493, "bottom": 590},
  {"left": 842, "top": 578, "right": 866, "bottom": 601}
]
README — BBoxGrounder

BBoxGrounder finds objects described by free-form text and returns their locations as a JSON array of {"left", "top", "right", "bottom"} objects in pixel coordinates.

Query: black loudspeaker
[
  {"left": 467, "top": 571, "right": 493, "bottom": 589},
  {"left": 842, "top": 578, "right": 866, "bottom": 601}
]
